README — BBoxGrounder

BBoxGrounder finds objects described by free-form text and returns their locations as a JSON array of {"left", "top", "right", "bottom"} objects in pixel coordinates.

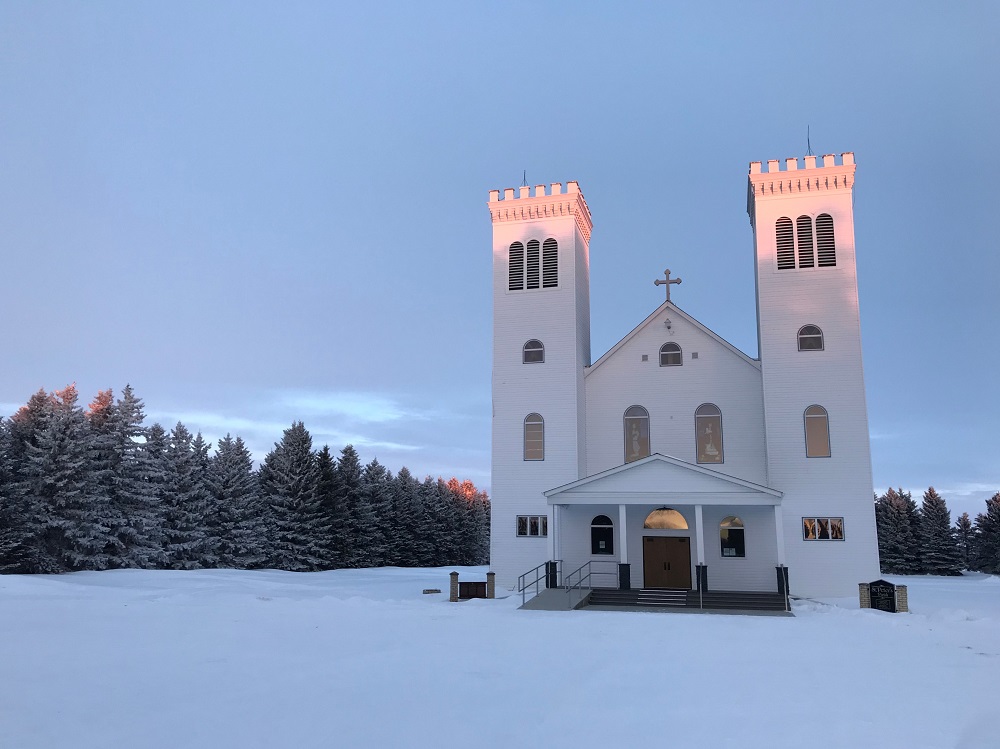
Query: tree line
[
  {"left": 0, "top": 385, "right": 490, "bottom": 574},
  {"left": 875, "top": 487, "right": 1000, "bottom": 575}
]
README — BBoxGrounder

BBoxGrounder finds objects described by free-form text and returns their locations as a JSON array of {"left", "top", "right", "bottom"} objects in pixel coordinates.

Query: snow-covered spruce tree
[
  {"left": 900, "top": 488, "right": 922, "bottom": 573},
  {"left": 918, "top": 487, "right": 962, "bottom": 575},
  {"left": 399, "top": 468, "right": 435, "bottom": 567},
  {"left": 470, "top": 487, "right": 490, "bottom": 565},
  {"left": 0, "top": 418, "right": 35, "bottom": 573},
  {"left": 161, "top": 423, "right": 214, "bottom": 569},
  {"left": 23, "top": 385, "right": 120, "bottom": 571},
  {"left": 875, "top": 488, "right": 917, "bottom": 574},
  {"left": 971, "top": 493, "right": 1000, "bottom": 574},
  {"left": 384, "top": 466, "right": 417, "bottom": 566},
  {"left": 258, "top": 422, "right": 323, "bottom": 571},
  {"left": 312, "top": 445, "right": 344, "bottom": 569},
  {"left": 337, "top": 445, "right": 377, "bottom": 568},
  {"left": 207, "top": 434, "right": 269, "bottom": 569},
  {"left": 955, "top": 512, "right": 974, "bottom": 571},
  {"left": 360, "top": 458, "right": 392, "bottom": 567}
]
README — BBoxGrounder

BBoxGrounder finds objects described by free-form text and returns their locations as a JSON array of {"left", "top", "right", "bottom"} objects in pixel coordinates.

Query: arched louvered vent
[
  {"left": 797, "top": 215, "right": 814, "bottom": 268},
  {"left": 776, "top": 217, "right": 794, "bottom": 270},
  {"left": 526, "top": 239, "right": 540, "bottom": 289},
  {"left": 508, "top": 242, "right": 524, "bottom": 291},
  {"left": 816, "top": 214, "right": 836, "bottom": 267},
  {"left": 542, "top": 238, "right": 558, "bottom": 288}
]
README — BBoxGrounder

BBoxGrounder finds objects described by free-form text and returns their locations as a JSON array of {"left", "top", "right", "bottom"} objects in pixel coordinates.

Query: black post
[
  {"left": 618, "top": 563, "right": 631, "bottom": 590},
  {"left": 776, "top": 565, "right": 789, "bottom": 596},
  {"left": 545, "top": 561, "right": 559, "bottom": 589},
  {"left": 696, "top": 564, "right": 709, "bottom": 591}
]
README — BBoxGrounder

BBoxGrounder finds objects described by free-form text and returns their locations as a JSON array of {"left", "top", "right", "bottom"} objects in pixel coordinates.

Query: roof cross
[{"left": 654, "top": 268, "right": 682, "bottom": 302}]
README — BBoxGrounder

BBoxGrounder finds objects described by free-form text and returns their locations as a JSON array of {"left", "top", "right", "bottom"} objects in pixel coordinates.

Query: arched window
[
  {"left": 643, "top": 508, "right": 688, "bottom": 529},
  {"left": 526, "top": 239, "right": 540, "bottom": 289},
  {"left": 815, "top": 214, "right": 836, "bottom": 267},
  {"left": 659, "top": 342, "right": 682, "bottom": 366},
  {"left": 591, "top": 515, "right": 614, "bottom": 555},
  {"left": 508, "top": 242, "right": 524, "bottom": 291},
  {"left": 797, "top": 325, "right": 824, "bottom": 351},
  {"left": 523, "top": 339, "right": 544, "bottom": 363},
  {"left": 776, "top": 217, "right": 795, "bottom": 270},
  {"left": 804, "top": 405, "right": 831, "bottom": 458},
  {"left": 720, "top": 516, "right": 745, "bottom": 557},
  {"left": 542, "top": 238, "right": 558, "bottom": 288},
  {"left": 523, "top": 414, "right": 544, "bottom": 461},
  {"left": 623, "top": 406, "right": 650, "bottom": 463},
  {"left": 796, "top": 215, "right": 815, "bottom": 268},
  {"left": 695, "top": 404, "right": 723, "bottom": 464}
]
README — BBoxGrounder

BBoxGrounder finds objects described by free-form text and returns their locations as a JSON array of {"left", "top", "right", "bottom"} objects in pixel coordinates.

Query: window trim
[
  {"left": 523, "top": 339, "right": 545, "bottom": 364},
  {"left": 591, "top": 515, "right": 615, "bottom": 555},
  {"left": 659, "top": 342, "right": 682, "bottom": 367},
  {"left": 694, "top": 403, "right": 724, "bottom": 464},
  {"left": 797, "top": 324, "right": 824, "bottom": 351},
  {"left": 623, "top": 405, "right": 651, "bottom": 463},
  {"left": 516, "top": 515, "right": 548, "bottom": 537},
  {"left": 802, "top": 517, "right": 845, "bottom": 541},
  {"left": 804, "top": 405, "right": 831, "bottom": 458},
  {"left": 523, "top": 413, "right": 544, "bottom": 461},
  {"left": 720, "top": 516, "right": 746, "bottom": 558}
]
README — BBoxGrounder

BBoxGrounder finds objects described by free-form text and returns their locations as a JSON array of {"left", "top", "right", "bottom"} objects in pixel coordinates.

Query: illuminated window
[
  {"left": 816, "top": 214, "right": 836, "bottom": 267},
  {"left": 802, "top": 517, "right": 845, "bottom": 541},
  {"left": 659, "top": 342, "right": 682, "bottom": 366},
  {"left": 542, "top": 238, "right": 558, "bottom": 288},
  {"left": 643, "top": 508, "right": 688, "bottom": 530},
  {"left": 623, "top": 406, "right": 650, "bottom": 463},
  {"left": 720, "top": 516, "right": 745, "bottom": 558},
  {"left": 804, "top": 405, "right": 831, "bottom": 457},
  {"left": 798, "top": 325, "right": 824, "bottom": 351},
  {"left": 776, "top": 217, "right": 795, "bottom": 270},
  {"left": 591, "top": 515, "right": 614, "bottom": 555},
  {"left": 695, "top": 404, "right": 723, "bottom": 464},
  {"left": 797, "top": 215, "right": 814, "bottom": 268},
  {"left": 516, "top": 515, "right": 548, "bottom": 537},
  {"left": 523, "top": 339, "right": 544, "bottom": 363},
  {"left": 508, "top": 242, "right": 524, "bottom": 291},
  {"left": 523, "top": 414, "right": 544, "bottom": 461}
]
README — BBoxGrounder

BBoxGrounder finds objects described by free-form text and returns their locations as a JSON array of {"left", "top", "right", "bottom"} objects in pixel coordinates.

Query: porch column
[
  {"left": 773, "top": 505, "right": 786, "bottom": 565},
  {"left": 618, "top": 504, "right": 628, "bottom": 562},
  {"left": 694, "top": 504, "right": 705, "bottom": 565},
  {"left": 551, "top": 504, "right": 560, "bottom": 561}
]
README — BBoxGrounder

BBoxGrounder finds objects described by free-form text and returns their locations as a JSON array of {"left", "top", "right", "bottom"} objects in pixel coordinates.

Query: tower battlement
[
  {"left": 488, "top": 180, "right": 593, "bottom": 242},
  {"left": 746, "top": 153, "right": 856, "bottom": 221}
]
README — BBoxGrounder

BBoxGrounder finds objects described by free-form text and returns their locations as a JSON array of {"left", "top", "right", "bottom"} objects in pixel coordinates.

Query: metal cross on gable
[{"left": 654, "top": 268, "right": 682, "bottom": 302}]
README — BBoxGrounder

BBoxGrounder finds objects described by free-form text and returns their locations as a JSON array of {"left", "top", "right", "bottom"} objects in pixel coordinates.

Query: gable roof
[
  {"left": 585, "top": 300, "right": 760, "bottom": 377},
  {"left": 543, "top": 453, "right": 782, "bottom": 506}
]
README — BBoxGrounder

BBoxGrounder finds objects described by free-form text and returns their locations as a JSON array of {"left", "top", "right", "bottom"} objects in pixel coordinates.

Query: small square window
[
  {"left": 642, "top": 354, "right": 649, "bottom": 362},
  {"left": 802, "top": 517, "right": 845, "bottom": 541}
]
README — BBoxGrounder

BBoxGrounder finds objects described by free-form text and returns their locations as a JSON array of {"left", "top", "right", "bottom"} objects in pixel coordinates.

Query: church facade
[{"left": 488, "top": 153, "right": 880, "bottom": 599}]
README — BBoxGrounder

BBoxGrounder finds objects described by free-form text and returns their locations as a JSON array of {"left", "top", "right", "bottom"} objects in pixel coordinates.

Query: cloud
[{"left": 276, "top": 390, "right": 434, "bottom": 424}]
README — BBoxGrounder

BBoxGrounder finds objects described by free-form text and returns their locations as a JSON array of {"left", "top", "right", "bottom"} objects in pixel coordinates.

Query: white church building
[{"left": 488, "top": 152, "right": 880, "bottom": 600}]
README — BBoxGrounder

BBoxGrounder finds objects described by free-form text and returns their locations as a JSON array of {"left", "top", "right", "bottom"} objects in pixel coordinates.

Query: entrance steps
[
  {"left": 586, "top": 587, "right": 789, "bottom": 613},
  {"left": 588, "top": 588, "right": 689, "bottom": 607}
]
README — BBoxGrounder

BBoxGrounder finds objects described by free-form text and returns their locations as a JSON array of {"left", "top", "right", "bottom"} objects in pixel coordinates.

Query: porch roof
[{"left": 543, "top": 453, "right": 783, "bottom": 506}]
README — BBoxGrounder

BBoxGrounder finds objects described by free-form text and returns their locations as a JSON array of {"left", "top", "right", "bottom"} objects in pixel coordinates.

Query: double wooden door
[{"left": 643, "top": 536, "right": 692, "bottom": 588}]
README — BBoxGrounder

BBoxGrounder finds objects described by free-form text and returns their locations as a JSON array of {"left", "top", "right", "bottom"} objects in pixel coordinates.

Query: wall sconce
[{"left": 664, "top": 317, "right": 673, "bottom": 331}]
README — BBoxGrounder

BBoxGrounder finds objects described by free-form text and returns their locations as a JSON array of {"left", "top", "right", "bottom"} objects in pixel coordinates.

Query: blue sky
[{"left": 1, "top": 2, "right": 996, "bottom": 517}]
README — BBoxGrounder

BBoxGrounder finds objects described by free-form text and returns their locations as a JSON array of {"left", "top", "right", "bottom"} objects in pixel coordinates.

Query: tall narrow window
[
  {"left": 815, "top": 214, "right": 836, "bottom": 267},
  {"left": 523, "top": 339, "right": 544, "bottom": 363},
  {"left": 526, "top": 239, "right": 540, "bottom": 289},
  {"left": 524, "top": 413, "right": 544, "bottom": 461},
  {"left": 591, "top": 515, "right": 614, "bottom": 555},
  {"left": 508, "top": 242, "right": 524, "bottom": 291},
  {"left": 797, "top": 325, "right": 824, "bottom": 351},
  {"left": 623, "top": 406, "right": 650, "bottom": 463},
  {"left": 804, "top": 405, "right": 831, "bottom": 458},
  {"left": 720, "top": 516, "right": 746, "bottom": 558},
  {"left": 542, "top": 238, "right": 558, "bottom": 288},
  {"left": 776, "top": 217, "right": 795, "bottom": 270},
  {"left": 797, "top": 215, "right": 815, "bottom": 268},
  {"left": 659, "top": 342, "right": 682, "bottom": 366},
  {"left": 695, "top": 403, "right": 723, "bottom": 464}
]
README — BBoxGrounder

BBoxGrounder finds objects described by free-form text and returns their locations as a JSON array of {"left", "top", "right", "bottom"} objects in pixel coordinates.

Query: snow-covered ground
[{"left": 1, "top": 567, "right": 996, "bottom": 749}]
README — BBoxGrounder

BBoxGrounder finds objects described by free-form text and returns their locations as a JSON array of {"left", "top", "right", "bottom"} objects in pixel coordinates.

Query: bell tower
[
  {"left": 747, "top": 153, "right": 880, "bottom": 594},
  {"left": 488, "top": 181, "right": 593, "bottom": 586}
]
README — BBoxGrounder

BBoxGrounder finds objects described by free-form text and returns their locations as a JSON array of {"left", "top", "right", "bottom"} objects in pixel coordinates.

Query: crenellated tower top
[
  {"left": 747, "top": 153, "right": 856, "bottom": 226},
  {"left": 488, "top": 180, "right": 593, "bottom": 243}
]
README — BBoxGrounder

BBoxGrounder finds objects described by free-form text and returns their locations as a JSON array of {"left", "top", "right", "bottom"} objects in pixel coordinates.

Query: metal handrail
[
  {"left": 564, "top": 560, "right": 618, "bottom": 608},
  {"left": 517, "top": 560, "right": 562, "bottom": 605}
]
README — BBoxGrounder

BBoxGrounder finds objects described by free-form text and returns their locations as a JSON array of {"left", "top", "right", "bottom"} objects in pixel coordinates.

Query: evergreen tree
[
  {"left": 258, "top": 422, "right": 322, "bottom": 571},
  {"left": 313, "top": 445, "right": 345, "bottom": 569},
  {"left": 23, "top": 385, "right": 120, "bottom": 571},
  {"left": 918, "top": 487, "right": 962, "bottom": 575},
  {"left": 875, "top": 488, "right": 918, "bottom": 574},
  {"left": 208, "top": 435, "right": 269, "bottom": 569},
  {"left": 337, "top": 445, "right": 376, "bottom": 567},
  {"left": 384, "top": 466, "right": 417, "bottom": 566},
  {"left": 360, "top": 458, "right": 392, "bottom": 567},
  {"left": 0, "top": 419, "right": 34, "bottom": 573},
  {"left": 955, "top": 512, "right": 974, "bottom": 571},
  {"left": 971, "top": 493, "right": 1000, "bottom": 574},
  {"left": 398, "top": 467, "right": 434, "bottom": 567},
  {"left": 161, "top": 423, "right": 213, "bottom": 569},
  {"left": 901, "top": 488, "right": 922, "bottom": 573}
]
